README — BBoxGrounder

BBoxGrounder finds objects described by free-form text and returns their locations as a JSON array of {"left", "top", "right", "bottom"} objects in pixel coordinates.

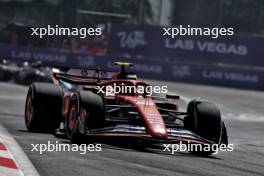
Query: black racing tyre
[
  {"left": 78, "top": 91, "right": 105, "bottom": 129},
  {"left": 221, "top": 122, "right": 228, "bottom": 145},
  {"left": 24, "top": 82, "right": 63, "bottom": 132},
  {"left": 65, "top": 96, "right": 83, "bottom": 143},
  {"left": 65, "top": 91, "right": 105, "bottom": 142},
  {"left": 185, "top": 100, "right": 223, "bottom": 155}
]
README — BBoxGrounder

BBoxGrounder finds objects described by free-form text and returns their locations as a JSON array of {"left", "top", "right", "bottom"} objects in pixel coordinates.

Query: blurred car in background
[
  {"left": 14, "top": 61, "right": 52, "bottom": 85},
  {"left": 0, "top": 59, "right": 19, "bottom": 82},
  {"left": 0, "top": 59, "right": 52, "bottom": 85}
]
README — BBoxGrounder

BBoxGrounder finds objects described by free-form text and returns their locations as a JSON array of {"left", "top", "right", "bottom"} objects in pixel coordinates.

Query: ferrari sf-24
[{"left": 24, "top": 62, "right": 228, "bottom": 156}]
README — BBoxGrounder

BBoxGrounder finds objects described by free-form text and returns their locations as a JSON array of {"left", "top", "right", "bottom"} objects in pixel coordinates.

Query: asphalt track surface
[{"left": 0, "top": 81, "right": 264, "bottom": 176}]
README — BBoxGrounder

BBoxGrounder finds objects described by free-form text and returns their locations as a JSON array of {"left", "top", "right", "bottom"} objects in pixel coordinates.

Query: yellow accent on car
[{"left": 114, "top": 62, "right": 134, "bottom": 67}]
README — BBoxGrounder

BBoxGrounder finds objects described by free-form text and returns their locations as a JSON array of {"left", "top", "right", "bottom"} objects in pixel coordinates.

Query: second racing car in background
[
  {"left": 24, "top": 62, "right": 228, "bottom": 156},
  {"left": 0, "top": 59, "right": 52, "bottom": 85},
  {"left": 0, "top": 59, "right": 18, "bottom": 82},
  {"left": 14, "top": 60, "right": 52, "bottom": 85}
]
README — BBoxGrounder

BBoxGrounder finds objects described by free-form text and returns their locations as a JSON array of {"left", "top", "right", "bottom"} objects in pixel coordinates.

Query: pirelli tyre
[
  {"left": 66, "top": 91, "right": 105, "bottom": 142},
  {"left": 185, "top": 100, "right": 227, "bottom": 156},
  {"left": 25, "top": 83, "right": 63, "bottom": 132}
]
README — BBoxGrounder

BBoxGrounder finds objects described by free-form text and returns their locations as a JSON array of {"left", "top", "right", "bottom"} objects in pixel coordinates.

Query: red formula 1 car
[{"left": 24, "top": 62, "right": 228, "bottom": 155}]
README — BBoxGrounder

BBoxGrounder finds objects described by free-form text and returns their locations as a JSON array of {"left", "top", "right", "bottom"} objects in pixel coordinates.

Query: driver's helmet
[{"left": 112, "top": 62, "right": 137, "bottom": 79}]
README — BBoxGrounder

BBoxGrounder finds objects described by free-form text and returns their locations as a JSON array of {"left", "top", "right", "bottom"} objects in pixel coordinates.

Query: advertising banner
[
  {"left": 108, "top": 24, "right": 264, "bottom": 66},
  {"left": 1, "top": 43, "right": 264, "bottom": 90},
  {"left": 0, "top": 43, "right": 97, "bottom": 67}
]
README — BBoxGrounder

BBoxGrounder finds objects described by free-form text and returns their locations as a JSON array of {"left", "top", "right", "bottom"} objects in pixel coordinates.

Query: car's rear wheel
[
  {"left": 25, "top": 83, "right": 63, "bottom": 132},
  {"left": 65, "top": 91, "right": 105, "bottom": 142},
  {"left": 65, "top": 97, "right": 83, "bottom": 143},
  {"left": 185, "top": 100, "right": 225, "bottom": 156}
]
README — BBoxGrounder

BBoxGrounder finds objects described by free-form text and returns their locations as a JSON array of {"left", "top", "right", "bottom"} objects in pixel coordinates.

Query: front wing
[{"left": 85, "top": 124, "right": 214, "bottom": 145}]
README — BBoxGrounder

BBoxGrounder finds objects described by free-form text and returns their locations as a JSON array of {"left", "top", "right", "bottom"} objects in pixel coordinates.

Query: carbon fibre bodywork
[{"left": 52, "top": 66, "right": 218, "bottom": 145}]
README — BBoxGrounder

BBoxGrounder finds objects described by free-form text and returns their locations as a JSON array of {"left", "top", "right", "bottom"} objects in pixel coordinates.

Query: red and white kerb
[{"left": 0, "top": 138, "right": 23, "bottom": 176}]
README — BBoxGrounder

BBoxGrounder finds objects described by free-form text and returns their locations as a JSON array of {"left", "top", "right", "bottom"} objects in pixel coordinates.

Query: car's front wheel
[{"left": 185, "top": 100, "right": 227, "bottom": 156}]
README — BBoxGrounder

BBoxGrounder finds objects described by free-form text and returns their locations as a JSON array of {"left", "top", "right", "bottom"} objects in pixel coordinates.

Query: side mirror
[
  {"left": 166, "top": 93, "right": 180, "bottom": 104},
  {"left": 166, "top": 93, "right": 180, "bottom": 99}
]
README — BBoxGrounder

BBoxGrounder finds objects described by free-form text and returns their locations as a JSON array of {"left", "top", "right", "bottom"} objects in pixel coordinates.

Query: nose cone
[
  {"left": 150, "top": 124, "right": 168, "bottom": 139},
  {"left": 137, "top": 104, "right": 168, "bottom": 139},
  {"left": 122, "top": 96, "right": 168, "bottom": 139}
]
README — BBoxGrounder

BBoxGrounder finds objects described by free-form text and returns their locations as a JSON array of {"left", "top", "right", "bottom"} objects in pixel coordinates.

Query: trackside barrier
[
  {"left": 0, "top": 43, "right": 264, "bottom": 91},
  {"left": 108, "top": 23, "right": 264, "bottom": 67}
]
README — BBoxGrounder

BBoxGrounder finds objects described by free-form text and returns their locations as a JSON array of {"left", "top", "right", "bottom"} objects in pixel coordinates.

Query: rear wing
[{"left": 52, "top": 67, "right": 118, "bottom": 84}]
